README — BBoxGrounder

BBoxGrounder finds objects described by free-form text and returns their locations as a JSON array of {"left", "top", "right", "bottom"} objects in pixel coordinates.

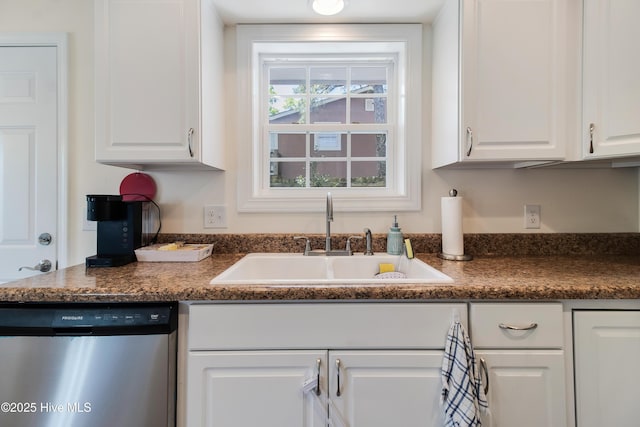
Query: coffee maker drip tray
[{"left": 86, "top": 254, "right": 136, "bottom": 268}]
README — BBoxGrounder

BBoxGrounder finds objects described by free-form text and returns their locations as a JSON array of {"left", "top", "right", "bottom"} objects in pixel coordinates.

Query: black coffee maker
[{"left": 85, "top": 195, "right": 150, "bottom": 267}]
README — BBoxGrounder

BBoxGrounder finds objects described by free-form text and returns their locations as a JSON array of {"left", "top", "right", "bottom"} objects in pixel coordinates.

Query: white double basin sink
[{"left": 210, "top": 253, "right": 454, "bottom": 285}]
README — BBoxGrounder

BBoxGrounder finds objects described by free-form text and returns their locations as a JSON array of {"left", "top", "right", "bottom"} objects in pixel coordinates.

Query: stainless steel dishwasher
[{"left": 0, "top": 302, "right": 177, "bottom": 427}]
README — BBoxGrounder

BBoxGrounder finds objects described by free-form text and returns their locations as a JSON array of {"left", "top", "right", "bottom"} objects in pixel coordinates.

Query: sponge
[
  {"left": 404, "top": 238, "right": 414, "bottom": 259},
  {"left": 379, "top": 263, "right": 395, "bottom": 274}
]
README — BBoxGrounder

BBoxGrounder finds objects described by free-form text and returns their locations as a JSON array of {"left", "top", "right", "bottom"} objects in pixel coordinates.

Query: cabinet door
[
  {"left": 329, "top": 350, "right": 445, "bottom": 427},
  {"left": 583, "top": 0, "right": 640, "bottom": 158},
  {"left": 574, "top": 311, "right": 640, "bottom": 427},
  {"left": 476, "top": 350, "right": 566, "bottom": 427},
  {"left": 186, "top": 350, "right": 327, "bottom": 427},
  {"left": 94, "top": 0, "right": 200, "bottom": 165},
  {"left": 460, "top": 0, "right": 569, "bottom": 161}
]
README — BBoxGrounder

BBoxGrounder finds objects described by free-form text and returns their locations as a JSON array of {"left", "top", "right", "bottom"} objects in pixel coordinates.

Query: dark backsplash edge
[{"left": 157, "top": 233, "right": 640, "bottom": 256}]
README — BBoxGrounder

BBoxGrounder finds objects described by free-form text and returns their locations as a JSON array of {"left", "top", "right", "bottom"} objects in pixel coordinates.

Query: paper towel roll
[{"left": 441, "top": 196, "right": 464, "bottom": 256}]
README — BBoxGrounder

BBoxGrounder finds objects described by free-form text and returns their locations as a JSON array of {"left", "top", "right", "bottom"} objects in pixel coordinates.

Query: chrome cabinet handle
[
  {"left": 19, "top": 259, "right": 52, "bottom": 273},
  {"left": 589, "top": 123, "right": 595, "bottom": 154},
  {"left": 187, "top": 128, "right": 194, "bottom": 158},
  {"left": 335, "top": 359, "right": 342, "bottom": 397},
  {"left": 498, "top": 322, "right": 538, "bottom": 331},
  {"left": 479, "top": 358, "right": 489, "bottom": 395},
  {"left": 465, "top": 126, "right": 473, "bottom": 157},
  {"left": 314, "top": 358, "right": 321, "bottom": 396}
]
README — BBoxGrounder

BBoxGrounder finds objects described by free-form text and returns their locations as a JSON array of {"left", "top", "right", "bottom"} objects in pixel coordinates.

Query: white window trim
[{"left": 236, "top": 24, "right": 422, "bottom": 212}]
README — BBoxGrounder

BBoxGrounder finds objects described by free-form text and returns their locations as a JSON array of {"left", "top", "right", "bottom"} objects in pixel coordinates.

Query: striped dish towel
[{"left": 441, "top": 320, "right": 488, "bottom": 427}]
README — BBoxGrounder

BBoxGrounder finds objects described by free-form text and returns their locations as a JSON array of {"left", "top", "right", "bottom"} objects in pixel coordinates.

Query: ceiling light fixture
[{"left": 310, "top": 0, "right": 346, "bottom": 15}]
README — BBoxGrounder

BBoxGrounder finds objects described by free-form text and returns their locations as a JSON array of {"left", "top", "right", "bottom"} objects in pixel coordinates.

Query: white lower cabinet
[
  {"left": 186, "top": 349, "right": 445, "bottom": 427},
  {"left": 182, "top": 302, "right": 576, "bottom": 427},
  {"left": 329, "top": 351, "right": 445, "bottom": 427},
  {"left": 573, "top": 310, "right": 640, "bottom": 427},
  {"left": 183, "top": 303, "right": 467, "bottom": 427},
  {"left": 181, "top": 300, "right": 640, "bottom": 427},
  {"left": 471, "top": 303, "right": 567, "bottom": 427},
  {"left": 187, "top": 350, "right": 327, "bottom": 426},
  {"left": 476, "top": 350, "right": 566, "bottom": 427}
]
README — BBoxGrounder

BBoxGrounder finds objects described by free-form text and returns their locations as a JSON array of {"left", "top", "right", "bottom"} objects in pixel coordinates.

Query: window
[
  {"left": 236, "top": 24, "right": 422, "bottom": 212},
  {"left": 268, "top": 62, "right": 390, "bottom": 189}
]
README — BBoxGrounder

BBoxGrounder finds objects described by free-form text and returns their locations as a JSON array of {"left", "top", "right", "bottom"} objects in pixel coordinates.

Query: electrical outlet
[
  {"left": 524, "top": 204, "right": 541, "bottom": 229},
  {"left": 204, "top": 205, "right": 227, "bottom": 228}
]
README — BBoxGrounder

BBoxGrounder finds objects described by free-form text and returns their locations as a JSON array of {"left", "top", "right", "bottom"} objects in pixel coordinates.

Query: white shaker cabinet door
[
  {"left": 574, "top": 311, "right": 640, "bottom": 427},
  {"left": 476, "top": 350, "right": 567, "bottom": 427},
  {"left": 432, "top": 0, "right": 572, "bottom": 167},
  {"left": 186, "top": 350, "right": 327, "bottom": 427},
  {"left": 329, "top": 350, "right": 446, "bottom": 427},
  {"left": 582, "top": 0, "right": 640, "bottom": 159},
  {"left": 94, "top": 0, "right": 224, "bottom": 170},
  {"left": 460, "top": 0, "right": 570, "bottom": 162}
]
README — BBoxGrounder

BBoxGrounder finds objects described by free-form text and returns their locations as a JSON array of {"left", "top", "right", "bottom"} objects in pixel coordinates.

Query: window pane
[
  {"left": 351, "top": 67, "right": 387, "bottom": 94},
  {"left": 310, "top": 161, "right": 347, "bottom": 187},
  {"left": 269, "top": 133, "right": 306, "bottom": 159},
  {"left": 269, "top": 68, "right": 306, "bottom": 95},
  {"left": 311, "top": 67, "right": 346, "bottom": 94},
  {"left": 270, "top": 161, "right": 306, "bottom": 187},
  {"left": 351, "top": 97, "right": 387, "bottom": 124},
  {"left": 351, "top": 161, "right": 387, "bottom": 187},
  {"left": 310, "top": 97, "right": 346, "bottom": 124},
  {"left": 269, "top": 97, "right": 306, "bottom": 124},
  {"left": 352, "top": 133, "right": 387, "bottom": 157},
  {"left": 311, "top": 133, "right": 346, "bottom": 157}
]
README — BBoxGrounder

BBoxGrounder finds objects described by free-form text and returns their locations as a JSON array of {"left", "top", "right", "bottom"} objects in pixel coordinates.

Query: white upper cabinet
[
  {"left": 582, "top": 0, "right": 640, "bottom": 160},
  {"left": 432, "top": 0, "right": 575, "bottom": 167},
  {"left": 94, "top": 0, "right": 225, "bottom": 170}
]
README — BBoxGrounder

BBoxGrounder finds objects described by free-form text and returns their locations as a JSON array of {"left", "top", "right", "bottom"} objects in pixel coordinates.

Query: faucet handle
[
  {"left": 293, "top": 236, "right": 311, "bottom": 256},
  {"left": 363, "top": 228, "right": 374, "bottom": 255},
  {"left": 346, "top": 235, "right": 363, "bottom": 255}
]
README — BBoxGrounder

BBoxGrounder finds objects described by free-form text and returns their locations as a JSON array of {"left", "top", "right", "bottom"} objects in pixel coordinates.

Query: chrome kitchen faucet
[{"left": 294, "top": 192, "right": 371, "bottom": 256}]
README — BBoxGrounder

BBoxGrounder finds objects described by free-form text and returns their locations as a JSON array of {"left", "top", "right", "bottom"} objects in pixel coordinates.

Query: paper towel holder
[
  {"left": 438, "top": 188, "right": 473, "bottom": 261},
  {"left": 438, "top": 252, "right": 473, "bottom": 261}
]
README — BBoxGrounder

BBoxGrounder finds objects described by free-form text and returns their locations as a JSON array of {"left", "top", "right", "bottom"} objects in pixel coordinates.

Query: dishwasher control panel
[{"left": 0, "top": 303, "right": 177, "bottom": 335}]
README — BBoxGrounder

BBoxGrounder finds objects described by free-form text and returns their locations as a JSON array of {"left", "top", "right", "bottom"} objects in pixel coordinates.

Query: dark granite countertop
[{"left": 2, "top": 252, "right": 639, "bottom": 303}]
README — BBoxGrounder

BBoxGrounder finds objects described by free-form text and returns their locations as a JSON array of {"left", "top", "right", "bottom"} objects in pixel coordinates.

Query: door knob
[{"left": 19, "top": 259, "right": 52, "bottom": 273}]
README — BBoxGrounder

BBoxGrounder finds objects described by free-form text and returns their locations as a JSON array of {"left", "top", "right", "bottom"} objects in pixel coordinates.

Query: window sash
[
  {"left": 262, "top": 59, "right": 396, "bottom": 191},
  {"left": 266, "top": 131, "right": 391, "bottom": 189}
]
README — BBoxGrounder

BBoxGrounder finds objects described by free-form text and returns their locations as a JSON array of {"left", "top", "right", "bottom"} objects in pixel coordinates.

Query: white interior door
[{"left": 0, "top": 45, "right": 58, "bottom": 283}]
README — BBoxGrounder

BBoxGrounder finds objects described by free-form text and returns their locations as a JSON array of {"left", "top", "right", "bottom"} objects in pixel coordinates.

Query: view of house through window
[{"left": 266, "top": 62, "right": 393, "bottom": 189}]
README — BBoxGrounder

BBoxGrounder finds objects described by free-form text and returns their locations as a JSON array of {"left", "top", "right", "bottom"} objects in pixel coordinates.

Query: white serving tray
[{"left": 135, "top": 243, "right": 213, "bottom": 262}]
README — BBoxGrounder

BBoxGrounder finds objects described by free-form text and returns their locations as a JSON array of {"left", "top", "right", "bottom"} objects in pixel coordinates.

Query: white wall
[{"left": 1, "top": 0, "right": 637, "bottom": 267}]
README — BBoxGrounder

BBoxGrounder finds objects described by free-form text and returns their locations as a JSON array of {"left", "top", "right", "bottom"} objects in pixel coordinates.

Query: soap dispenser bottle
[{"left": 386, "top": 215, "right": 404, "bottom": 255}]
